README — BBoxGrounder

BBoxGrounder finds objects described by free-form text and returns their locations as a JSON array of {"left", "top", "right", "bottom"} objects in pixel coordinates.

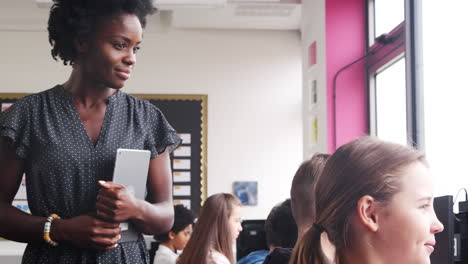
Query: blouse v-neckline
[{"left": 59, "top": 85, "right": 119, "bottom": 149}]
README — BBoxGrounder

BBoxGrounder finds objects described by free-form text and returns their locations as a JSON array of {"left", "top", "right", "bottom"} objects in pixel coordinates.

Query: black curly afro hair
[
  {"left": 154, "top": 204, "right": 195, "bottom": 242},
  {"left": 48, "top": 0, "right": 157, "bottom": 65}
]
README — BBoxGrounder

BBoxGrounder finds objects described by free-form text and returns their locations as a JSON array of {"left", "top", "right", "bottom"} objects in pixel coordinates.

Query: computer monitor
[
  {"left": 431, "top": 195, "right": 455, "bottom": 264},
  {"left": 236, "top": 219, "right": 268, "bottom": 260}
]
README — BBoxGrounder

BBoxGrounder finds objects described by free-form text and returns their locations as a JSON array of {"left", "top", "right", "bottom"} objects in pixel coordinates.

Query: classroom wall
[
  {"left": 301, "top": 0, "right": 329, "bottom": 158},
  {"left": 1, "top": 28, "right": 303, "bottom": 220},
  {"left": 301, "top": 0, "right": 367, "bottom": 157}
]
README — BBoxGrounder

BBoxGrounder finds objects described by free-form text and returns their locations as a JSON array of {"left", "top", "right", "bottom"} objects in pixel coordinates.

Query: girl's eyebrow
[{"left": 417, "top": 196, "right": 432, "bottom": 202}]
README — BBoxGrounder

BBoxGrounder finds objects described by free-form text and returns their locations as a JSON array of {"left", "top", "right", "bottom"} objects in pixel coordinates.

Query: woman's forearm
[
  {"left": 131, "top": 199, "right": 174, "bottom": 235},
  {"left": 0, "top": 202, "right": 46, "bottom": 243}
]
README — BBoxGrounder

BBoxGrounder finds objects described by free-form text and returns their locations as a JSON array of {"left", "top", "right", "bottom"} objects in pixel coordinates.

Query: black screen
[
  {"left": 432, "top": 195, "right": 455, "bottom": 264},
  {"left": 237, "top": 220, "right": 268, "bottom": 260}
]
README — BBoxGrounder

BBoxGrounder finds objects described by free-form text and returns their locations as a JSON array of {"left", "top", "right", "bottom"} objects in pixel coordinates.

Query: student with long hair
[
  {"left": 290, "top": 136, "right": 444, "bottom": 264},
  {"left": 177, "top": 193, "right": 243, "bottom": 264}
]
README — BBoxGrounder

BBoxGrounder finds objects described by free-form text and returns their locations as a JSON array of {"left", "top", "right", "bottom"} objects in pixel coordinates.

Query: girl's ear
[
  {"left": 356, "top": 195, "right": 380, "bottom": 232},
  {"left": 168, "top": 231, "right": 176, "bottom": 240}
]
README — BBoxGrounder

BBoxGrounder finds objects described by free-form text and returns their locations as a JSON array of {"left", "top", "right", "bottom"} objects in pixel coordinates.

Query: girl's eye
[
  {"left": 419, "top": 204, "right": 430, "bottom": 209},
  {"left": 133, "top": 46, "right": 141, "bottom": 54}
]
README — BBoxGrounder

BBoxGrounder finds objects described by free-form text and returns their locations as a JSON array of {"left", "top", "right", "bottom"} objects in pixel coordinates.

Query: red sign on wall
[{"left": 308, "top": 41, "right": 317, "bottom": 67}]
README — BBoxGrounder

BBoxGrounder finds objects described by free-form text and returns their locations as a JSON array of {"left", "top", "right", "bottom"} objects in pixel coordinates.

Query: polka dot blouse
[{"left": 0, "top": 85, "right": 181, "bottom": 264}]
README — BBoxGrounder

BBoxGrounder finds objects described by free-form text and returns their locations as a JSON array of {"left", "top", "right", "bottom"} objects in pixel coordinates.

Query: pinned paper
[
  {"left": 174, "top": 146, "right": 191, "bottom": 157},
  {"left": 14, "top": 174, "right": 27, "bottom": 200},
  {"left": 12, "top": 200, "right": 30, "bottom": 214},
  {"left": 173, "top": 159, "right": 190, "bottom": 170},
  {"left": 1, "top": 103, "right": 12, "bottom": 112},
  {"left": 173, "top": 171, "right": 191, "bottom": 182},
  {"left": 178, "top": 133, "right": 191, "bottom": 144},
  {"left": 174, "top": 199, "right": 191, "bottom": 209},
  {"left": 173, "top": 185, "right": 191, "bottom": 196}
]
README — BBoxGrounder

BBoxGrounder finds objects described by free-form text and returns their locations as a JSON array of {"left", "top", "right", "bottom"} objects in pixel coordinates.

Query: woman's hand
[
  {"left": 95, "top": 181, "right": 140, "bottom": 223},
  {"left": 52, "top": 214, "right": 121, "bottom": 250}
]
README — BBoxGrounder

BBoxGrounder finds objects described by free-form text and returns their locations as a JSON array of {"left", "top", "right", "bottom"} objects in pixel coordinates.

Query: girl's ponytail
[{"left": 289, "top": 223, "right": 328, "bottom": 264}]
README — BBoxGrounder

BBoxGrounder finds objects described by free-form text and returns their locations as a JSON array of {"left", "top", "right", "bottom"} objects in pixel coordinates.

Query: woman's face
[
  {"left": 79, "top": 13, "right": 143, "bottom": 89},
  {"left": 172, "top": 224, "right": 192, "bottom": 251},
  {"left": 375, "top": 161, "right": 444, "bottom": 264},
  {"left": 228, "top": 205, "right": 243, "bottom": 242}
]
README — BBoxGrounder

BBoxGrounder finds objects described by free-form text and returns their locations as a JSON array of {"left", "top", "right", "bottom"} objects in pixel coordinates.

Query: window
[
  {"left": 367, "top": 0, "right": 408, "bottom": 145},
  {"left": 374, "top": 58, "right": 407, "bottom": 145},
  {"left": 422, "top": 1, "right": 468, "bottom": 197},
  {"left": 373, "top": 0, "right": 405, "bottom": 40}
]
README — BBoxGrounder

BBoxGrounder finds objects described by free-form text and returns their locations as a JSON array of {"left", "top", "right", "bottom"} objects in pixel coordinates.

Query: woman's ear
[
  {"left": 168, "top": 231, "right": 176, "bottom": 240},
  {"left": 356, "top": 195, "right": 380, "bottom": 232},
  {"left": 74, "top": 38, "right": 88, "bottom": 53}
]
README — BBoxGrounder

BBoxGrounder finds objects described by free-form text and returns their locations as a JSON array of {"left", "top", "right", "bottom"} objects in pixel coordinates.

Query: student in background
[
  {"left": 289, "top": 153, "right": 334, "bottom": 260},
  {"left": 153, "top": 205, "right": 194, "bottom": 264},
  {"left": 289, "top": 136, "right": 444, "bottom": 264},
  {"left": 177, "top": 193, "right": 243, "bottom": 264},
  {"left": 262, "top": 199, "right": 298, "bottom": 264},
  {"left": 237, "top": 199, "right": 297, "bottom": 264},
  {"left": 290, "top": 153, "right": 330, "bottom": 239}
]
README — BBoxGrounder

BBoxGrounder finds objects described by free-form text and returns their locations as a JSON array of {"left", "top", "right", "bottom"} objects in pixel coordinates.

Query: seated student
[
  {"left": 237, "top": 199, "right": 297, "bottom": 264},
  {"left": 153, "top": 204, "right": 194, "bottom": 264},
  {"left": 289, "top": 153, "right": 334, "bottom": 261},
  {"left": 262, "top": 199, "right": 298, "bottom": 264},
  {"left": 177, "top": 193, "right": 243, "bottom": 264},
  {"left": 289, "top": 136, "right": 444, "bottom": 264},
  {"left": 290, "top": 153, "right": 329, "bottom": 239}
]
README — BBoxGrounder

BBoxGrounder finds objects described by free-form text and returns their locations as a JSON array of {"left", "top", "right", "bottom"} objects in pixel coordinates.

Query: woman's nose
[{"left": 123, "top": 51, "right": 136, "bottom": 66}]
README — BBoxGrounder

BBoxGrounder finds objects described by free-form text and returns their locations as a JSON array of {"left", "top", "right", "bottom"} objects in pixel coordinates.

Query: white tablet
[{"left": 112, "top": 148, "right": 151, "bottom": 200}]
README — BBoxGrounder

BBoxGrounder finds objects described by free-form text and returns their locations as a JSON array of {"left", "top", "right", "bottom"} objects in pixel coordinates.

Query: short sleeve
[
  {"left": 145, "top": 106, "right": 182, "bottom": 159},
  {"left": 0, "top": 98, "right": 32, "bottom": 159}
]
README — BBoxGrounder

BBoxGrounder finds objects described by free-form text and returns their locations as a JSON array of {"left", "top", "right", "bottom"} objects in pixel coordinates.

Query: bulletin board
[
  {"left": 0, "top": 93, "right": 207, "bottom": 215},
  {"left": 135, "top": 94, "right": 208, "bottom": 215}
]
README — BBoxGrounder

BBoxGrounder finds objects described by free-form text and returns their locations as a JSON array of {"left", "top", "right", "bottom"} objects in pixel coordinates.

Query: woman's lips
[{"left": 116, "top": 69, "right": 130, "bottom": 80}]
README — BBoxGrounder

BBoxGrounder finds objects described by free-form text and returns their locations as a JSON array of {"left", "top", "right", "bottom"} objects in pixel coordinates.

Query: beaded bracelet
[{"left": 43, "top": 213, "right": 60, "bottom": 247}]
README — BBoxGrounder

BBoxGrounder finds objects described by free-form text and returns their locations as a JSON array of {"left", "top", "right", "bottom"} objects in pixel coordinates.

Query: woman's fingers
[{"left": 96, "top": 194, "right": 118, "bottom": 209}]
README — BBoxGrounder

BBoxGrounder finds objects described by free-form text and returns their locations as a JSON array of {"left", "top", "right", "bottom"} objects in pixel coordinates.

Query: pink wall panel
[{"left": 326, "top": 0, "right": 367, "bottom": 152}]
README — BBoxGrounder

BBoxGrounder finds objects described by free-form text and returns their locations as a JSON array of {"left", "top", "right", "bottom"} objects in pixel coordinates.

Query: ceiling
[{"left": 0, "top": 0, "right": 301, "bottom": 32}]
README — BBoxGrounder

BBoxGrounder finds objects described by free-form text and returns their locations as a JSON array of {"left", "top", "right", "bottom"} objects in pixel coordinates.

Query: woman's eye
[
  {"left": 133, "top": 46, "right": 141, "bottom": 54},
  {"left": 114, "top": 43, "right": 125, "bottom": 49}
]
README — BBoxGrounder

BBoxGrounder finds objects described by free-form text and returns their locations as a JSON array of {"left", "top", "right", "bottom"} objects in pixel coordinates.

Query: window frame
[{"left": 366, "top": 0, "right": 424, "bottom": 149}]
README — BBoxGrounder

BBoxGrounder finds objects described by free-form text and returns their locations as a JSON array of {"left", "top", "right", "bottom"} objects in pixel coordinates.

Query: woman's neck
[{"left": 63, "top": 68, "right": 116, "bottom": 107}]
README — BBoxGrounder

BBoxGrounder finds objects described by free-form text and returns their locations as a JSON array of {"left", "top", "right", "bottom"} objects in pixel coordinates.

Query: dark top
[
  {"left": 262, "top": 248, "right": 292, "bottom": 264},
  {"left": 0, "top": 85, "right": 181, "bottom": 264}
]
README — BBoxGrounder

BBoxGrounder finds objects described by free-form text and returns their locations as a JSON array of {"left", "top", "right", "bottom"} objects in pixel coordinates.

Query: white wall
[
  {"left": 301, "top": 0, "right": 328, "bottom": 158},
  {"left": 1, "top": 28, "right": 303, "bottom": 220}
]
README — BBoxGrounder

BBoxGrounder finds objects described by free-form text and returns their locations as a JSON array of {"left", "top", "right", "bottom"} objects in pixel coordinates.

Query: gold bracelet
[{"left": 43, "top": 213, "right": 60, "bottom": 247}]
